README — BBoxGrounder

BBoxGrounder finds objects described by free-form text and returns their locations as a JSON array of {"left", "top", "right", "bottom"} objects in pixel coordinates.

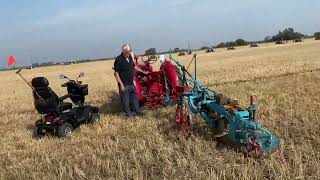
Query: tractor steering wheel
[{"left": 141, "top": 55, "right": 158, "bottom": 64}]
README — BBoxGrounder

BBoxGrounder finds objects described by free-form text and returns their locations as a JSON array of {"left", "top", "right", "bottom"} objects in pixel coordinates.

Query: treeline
[
  {"left": 215, "top": 38, "right": 248, "bottom": 48},
  {"left": 264, "top": 28, "right": 304, "bottom": 42},
  {"left": 206, "top": 28, "right": 319, "bottom": 49},
  {"left": 144, "top": 47, "right": 193, "bottom": 55},
  {"left": 30, "top": 57, "right": 115, "bottom": 67},
  {"left": 212, "top": 28, "right": 310, "bottom": 48},
  {"left": 109, "top": 28, "right": 320, "bottom": 56}
]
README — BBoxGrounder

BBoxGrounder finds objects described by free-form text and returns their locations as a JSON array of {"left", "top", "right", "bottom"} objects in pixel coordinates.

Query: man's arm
[
  {"left": 134, "top": 66, "right": 149, "bottom": 74},
  {"left": 114, "top": 72, "right": 125, "bottom": 91}
]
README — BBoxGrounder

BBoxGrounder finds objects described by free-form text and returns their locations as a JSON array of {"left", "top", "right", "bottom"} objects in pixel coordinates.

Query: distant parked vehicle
[
  {"left": 293, "top": 39, "right": 303, "bottom": 42},
  {"left": 250, "top": 43, "right": 259, "bottom": 48},
  {"left": 275, "top": 41, "right": 285, "bottom": 45},
  {"left": 205, "top": 48, "right": 214, "bottom": 53},
  {"left": 178, "top": 51, "right": 186, "bottom": 56}
]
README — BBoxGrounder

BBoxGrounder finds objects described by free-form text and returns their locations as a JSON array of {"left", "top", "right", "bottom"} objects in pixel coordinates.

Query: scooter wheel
[
  {"left": 89, "top": 113, "right": 100, "bottom": 124},
  {"left": 33, "top": 127, "right": 45, "bottom": 139},
  {"left": 57, "top": 122, "right": 73, "bottom": 138}
]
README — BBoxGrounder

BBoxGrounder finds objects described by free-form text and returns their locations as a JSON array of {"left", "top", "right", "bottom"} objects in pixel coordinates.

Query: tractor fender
[{"left": 160, "top": 61, "right": 180, "bottom": 89}]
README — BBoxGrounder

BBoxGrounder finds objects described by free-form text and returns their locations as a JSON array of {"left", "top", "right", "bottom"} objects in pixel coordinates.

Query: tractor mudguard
[{"left": 161, "top": 60, "right": 180, "bottom": 89}]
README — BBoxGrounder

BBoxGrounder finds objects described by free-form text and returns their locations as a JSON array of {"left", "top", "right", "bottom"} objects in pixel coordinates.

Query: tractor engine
[{"left": 133, "top": 56, "right": 181, "bottom": 108}]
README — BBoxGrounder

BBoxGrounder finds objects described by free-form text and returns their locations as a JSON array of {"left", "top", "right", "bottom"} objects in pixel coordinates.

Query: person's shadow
[
  {"left": 155, "top": 109, "right": 244, "bottom": 153},
  {"left": 99, "top": 91, "right": 123, "bottom": 115}
]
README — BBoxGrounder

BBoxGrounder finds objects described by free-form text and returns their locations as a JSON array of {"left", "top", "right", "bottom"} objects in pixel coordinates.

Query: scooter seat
[{"left": 60, "top": 102, "right": 72, "bottom": 111}]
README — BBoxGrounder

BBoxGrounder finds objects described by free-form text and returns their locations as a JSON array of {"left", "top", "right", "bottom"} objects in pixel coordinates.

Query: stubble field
[{"left": 0, "top": 39, "right": 319, "bottom": 179}]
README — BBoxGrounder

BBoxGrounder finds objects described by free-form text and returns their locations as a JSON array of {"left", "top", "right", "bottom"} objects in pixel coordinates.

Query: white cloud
[
  {"left": 35, "top": 2, "right": 129, "bottom": 26},
  {"left": 167, "top": 0, "right": 193, "bottom": 7}
]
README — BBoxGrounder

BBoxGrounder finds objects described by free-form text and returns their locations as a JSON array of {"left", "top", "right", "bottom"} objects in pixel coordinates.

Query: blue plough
[{"left": 170, "top": 54, "right": 280, "bottom": 157}]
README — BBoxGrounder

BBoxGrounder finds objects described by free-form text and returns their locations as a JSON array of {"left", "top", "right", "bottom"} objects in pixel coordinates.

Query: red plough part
[
  {"left": 245, "top": 136, "right": 262, "bottom": 158},
  {"left": 175, "top": 103, "right": 192, "bottom": 139}
]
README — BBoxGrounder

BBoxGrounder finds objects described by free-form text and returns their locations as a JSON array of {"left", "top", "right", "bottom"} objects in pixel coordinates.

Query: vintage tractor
[
  {"left": 133, "top": 55, "right": 182, "bottom": 108},
  {"left": 171, "top": 54, "right": 280, "bottom": 157}
]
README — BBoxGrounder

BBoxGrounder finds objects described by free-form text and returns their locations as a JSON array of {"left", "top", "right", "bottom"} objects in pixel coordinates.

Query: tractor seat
[{"left": 31, "top": 77, "right": 72, "bottom": 114}]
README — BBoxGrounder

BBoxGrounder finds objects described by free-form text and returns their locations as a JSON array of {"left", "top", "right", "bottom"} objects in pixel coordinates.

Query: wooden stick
[{"left": 16, "top": 69, "right": 44, "bottom": 101}]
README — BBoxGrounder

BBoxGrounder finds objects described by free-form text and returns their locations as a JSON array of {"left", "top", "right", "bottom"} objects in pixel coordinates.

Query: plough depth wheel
[
  {"left": 245, "top": 136, "right": 262, "bottom": 158},
  {"left": 175, "top": 102, "right": 193, "bottom": 139}
]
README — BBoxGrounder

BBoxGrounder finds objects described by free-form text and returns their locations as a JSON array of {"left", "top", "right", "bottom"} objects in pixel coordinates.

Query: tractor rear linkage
[{"left": 171, "top": 53, "right": 280, "bottom": 157}]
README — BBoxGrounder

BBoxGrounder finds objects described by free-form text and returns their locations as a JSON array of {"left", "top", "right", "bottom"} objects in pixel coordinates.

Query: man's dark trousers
[{"left": 119, "top": 84, "right": 141, "bottom": 116}]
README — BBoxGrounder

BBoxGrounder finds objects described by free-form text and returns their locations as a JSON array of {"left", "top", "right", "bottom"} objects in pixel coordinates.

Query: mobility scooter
[{"left": 16, "top": 70, "right": 100, "bottom": 138}]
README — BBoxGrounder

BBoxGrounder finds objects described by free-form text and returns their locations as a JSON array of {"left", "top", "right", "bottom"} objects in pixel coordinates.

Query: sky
[{"left": 0, "top": 0, "right": 319, "bottom": 67}]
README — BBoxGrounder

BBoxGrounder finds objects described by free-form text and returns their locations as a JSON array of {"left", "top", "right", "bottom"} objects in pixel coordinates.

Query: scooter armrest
[{"left": 59, "top": 94, "right": 70, "bottom": 101}]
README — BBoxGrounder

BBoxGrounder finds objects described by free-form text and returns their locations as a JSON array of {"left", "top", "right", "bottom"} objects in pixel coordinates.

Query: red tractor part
[
  {"left": 175, "top": 102, "right": 192, "bottom": 139},
  {"left": 133, "top": 78, "right": 143, "bottom": 101},
  {"left": 245, "top": 136, "right": 262, "bottom": 158},
  {"left": 133, "top": 56, "right": 182, "bottom": 108},
  {"left": 160, "top": 60, "right": 181, "bottom": 94},
  {"left": 136, "top": 55, "right": 156, "bottom": 72},
  {"left": 137, "top": 62, "right": 153, "bottom": 73}
]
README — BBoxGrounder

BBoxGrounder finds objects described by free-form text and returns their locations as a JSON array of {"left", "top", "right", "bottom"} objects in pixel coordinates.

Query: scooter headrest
[{"left": 31, "top": 77, "right": 49, "bottom": 87}]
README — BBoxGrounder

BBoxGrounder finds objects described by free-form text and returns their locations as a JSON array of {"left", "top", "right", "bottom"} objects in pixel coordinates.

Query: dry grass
[{"left": 0, "top": 39, "right": 319, "bottom": 179}]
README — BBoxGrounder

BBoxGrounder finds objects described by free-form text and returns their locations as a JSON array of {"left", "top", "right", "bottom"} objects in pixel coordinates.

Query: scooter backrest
[
  {"left": 31, "top": 77, "right": 49, "bottom": 87},
  {"left": 31, "top": 77, "right": 57, "bottom": 100},
  {"left": 31, "top": 77, "right": 60, "bottom": 114}
]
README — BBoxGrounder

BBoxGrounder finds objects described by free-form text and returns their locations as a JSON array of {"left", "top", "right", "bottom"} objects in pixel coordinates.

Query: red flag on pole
[{"left": 8, "top": 55, "right": 16, "bottom": 67}]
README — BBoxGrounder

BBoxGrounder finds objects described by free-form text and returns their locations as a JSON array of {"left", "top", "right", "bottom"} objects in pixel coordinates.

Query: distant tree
[
  {"left": 224, "top": 41, "right": 237, "bottom": 47},
  {"left": 145, "top": 48, "right": 156, "bottom": 55},
  {"left": 235, "top": 38, "right": 248, "bottom": 46},
  {"left": 216, "top": 42, "right": 225, "bottom": 48},
  {"left": 215, "top": 39, "right": 247, "bottom": 48},
  {"left": 271, "top": 28, "right": 304, "bottom": 41},
  {"left": 314, "top": 32, "right": 320, "bottom": 40},
  {"left": 264, "top": 36, "right": 272, "bottom": 42},
  {"left": 200, "top": 46, "right": 210, "bottom": 50}
]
